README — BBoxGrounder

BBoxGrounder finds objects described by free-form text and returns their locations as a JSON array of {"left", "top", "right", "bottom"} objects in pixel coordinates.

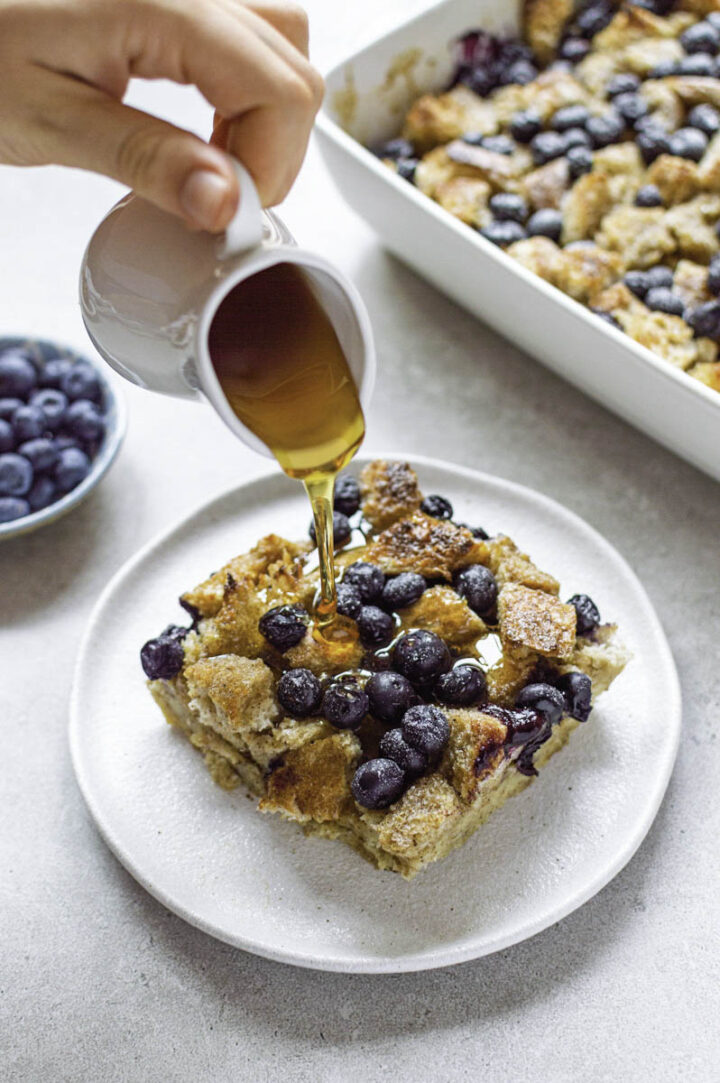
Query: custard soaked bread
[{"left": 141, "top": 461, "right": 628, "bottom": 879}]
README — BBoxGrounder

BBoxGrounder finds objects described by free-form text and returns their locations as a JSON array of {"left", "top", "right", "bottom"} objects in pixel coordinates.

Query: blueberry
[
  {"left": 38, "top": 357, "right": 73, "bottom": 389},
  {"left": 350, "top": 758, "right": 406, "bottom": 809},
  {"left": 501, "top": 59, "right": 538, "bottom": 86},
  {"left": 624, "top": 270, "right": 648, "bottom": 300},
  {"left": 373, "top": 137, "right": 415, "bottom": 160},
  {"left": 65, "top": 399, "right": 106, "bottom": 441},
  {"left": 648, "top": 60, "right": 678, "bottom": 79},
  {"left": 54, "top": 447, "right": 90, "bottom": 492},
  {"left": 504, "top": 706, "right": 547, "bottom": 746},
  {"left": 336, "top": 580, "right": 362, "bottom": 619},
  {"left": 527, "top": 208, "right": 563, "bottom": 241},
  {"left": 60, "top": 361, "right": 102, "bottom": 403},
  {"left": 644, "top": 287, "right": 685, "bottom": 317},
  {"left": 0, "top": 496, "right": 30, "bottom": 522},
  {"left": 515, "top": 682, "right": 566, "bottom": 725},
  {"left": 567, "top": 593, "right": 601, "bottom": 635},
  {"left": 402, "top": 704, "right": 450, "bottom": 760},
  {"left": 0, "top": 452, "right": 33, "bottom": 496},
  {"left": 633, "top": 0, "right": 674, "bottom": 12},
  {"left": 276, "top": 667, "right": 322, "bottom": 717},
  {"left": 420, "top": 493, "right": 453, "bottom": 519},
  {"left": 0, "top": 420, "right": 14, "bottom": 453},
  {"left": 635, "top": 184, "right": 663, "bottom": 207},
  {"left": 489, "top": 192, "right": 528, "bottom": 223},
  {"left": 613, "top": 92, "right": 648, "bottom": 126},
  {"left": 687, "top": 104, "right": 720, "bottom": 140},
  {"left": 0, "top": 351, "right": 37, "bottom": 397},
  {"left": 396, "top": 158, "right": 418, "bottom": 183},
  {"left": 669, "top": 127, "right": 709, "bottom": 161},
  {"left": 380, "top": 572, "right": 426, "bottom": 611},
  {"left": 551, "top": 104, "right": 590, "bottom": 131},
  {"left": 510, "top": 110, "right": 542, "bottom": 143},
  {"left": 460, "top": 132, "right": 486, "bottom": 146},
  {"left": 465, "top": 67, "right": 497, "bottom": 97},
  {"left": 29, "top": 388, "right": 68, "bottom": 431},
  {"left": 178, "top": 597, "right": 201, "bottom": 626},
  {"left": 567, "top": 145, "right": 594, "bottom": 178},
  {"left": 606, "top": 72, "right": 640, "bottom": 97},
  {"left": 678, "top": 53, "right": 716, "bottom": 77},
  {"left": 258, "top": 604, "right": 308, "bottom": 650},
  {"left": 709, "top": 12, "right": 720, "bottom": 32},
  {"left": 530, "top": 130, "right": 567, "bottom": 165},
  {"left": 333, "top": 474, "right": 361, "bottom": 517},
  {"left": 308, "top": 510, "right": 351, "bottom": 548},
  {"left": 587, "top": 112, "right": 625, "bottom": 148},
  {"left": 0, "top": 398, "right": 22, "bottom": 422},
  {"left": 480, "top": 221, "right": 527, "bottom": 246},
  {"left": 646, "top": 266, "right": 674, "bottom": 291},
  {"left": 556, "top": 671, "right": 593, "bottom": 722},
  {"left": 707, "top": 256, "right": 720, "bottom": 295},
  {"left": 356, "top": 605, "right": 394, "bottom": 648},
  {"left": 343, "top": 562, "right": 385, "bottom": 604},
  {"left": 54, "top": 434, "right": 82, "bottom": 452},
  {"left": 434, "top": 664, "right": 487, "bottom": 707},
  {"left": 559, "top": 38, "right": 591, "bottom": 63},
  {"left": 688, "top": 299, "right": 720, "bottom": 339},
  {"left": 321, "top": 681, "right": 369, "bottom": 730},
  {"left": 636, "top": 126, "right": 671, "bottom": 164},
  {"left": 378, "top": 728, "right": 427, "bottom": 778},
  {"left": 18, "top": 438, "right": 58, "bottom": 473},
  {"left": 26, "top": 475, "right": 57, "bottom": 511},
  {"left": 592, "top": 309, "right": 621, "bottom": 329},
  {"left": 140, "top": 633, "right": 185, "bottom": 680},
  {"left": 576, "top": 0, "right": 614, "bottom": 38},
  {"left": 453, "top": 563, "right": 498, "bottom": 615},
  {"left": 563, "top": 126, "right": 592, "bottom": 149},
  {"left": 393, "top": 629, "right": 451, "bottom": 685},
  {"left": 681, "top": 21, "right": 719, "bottom": 55},
  {"left": 162, "top": 624, "right": 190, "bottom": 643},
  {"left": 366, "top": 671, "right": 416, "bottom": 724},
  {"left": 480, "top": 134, "right": 515, "bottom": 155},
  {"left": 11, "top": 405, "right": 45, "bottom": 443}
]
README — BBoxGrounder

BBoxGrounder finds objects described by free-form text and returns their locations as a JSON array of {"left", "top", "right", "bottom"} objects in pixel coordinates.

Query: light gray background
[{"left": 1, "top": 2, "right": 718, "bottom": 1080}]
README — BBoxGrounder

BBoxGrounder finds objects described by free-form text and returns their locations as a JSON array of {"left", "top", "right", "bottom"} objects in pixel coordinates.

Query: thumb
[{"left": 48, "top": 82, "right": 240, "bottom": 231}]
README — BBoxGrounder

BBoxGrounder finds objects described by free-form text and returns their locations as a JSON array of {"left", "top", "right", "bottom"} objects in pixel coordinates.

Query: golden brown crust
[
  {"left": 359, "top": 459, "right": 423, "bottom": 531},
  {"left": 400, "top": 585, "right": 487, "bottom": 648},
  {"left": 441, "top": 709, "right": 508, "bottom": 803},
  {"left": 261, "top": 732, "right": 360, "bottom": 823},
  {"left": 498, "top": 583, "right": 577, "bottom": 659},
  {"left": 523, "top": 0, "right": 574, "bottom": 64},
  {"left": 364, "top": 513, "right": 486, "bottom": 580}
]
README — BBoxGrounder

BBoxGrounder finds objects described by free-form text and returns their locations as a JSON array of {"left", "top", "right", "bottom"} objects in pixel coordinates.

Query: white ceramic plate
[
  {"left": 315, "top": 0, "right": 720, "bottom": 483},
  {"left": 69, "top": 455, "right": 680, "bottom": 973}
]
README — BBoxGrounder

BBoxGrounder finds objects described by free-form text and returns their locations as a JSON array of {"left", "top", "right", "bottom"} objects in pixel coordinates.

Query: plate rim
[{"left": 69, "top": 453, "right": 682, "bottom": 973}]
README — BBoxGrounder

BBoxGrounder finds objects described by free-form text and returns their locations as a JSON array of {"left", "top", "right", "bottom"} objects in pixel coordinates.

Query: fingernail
[{"left": 180, "top": 169, "right": 233, "bottom": 230}]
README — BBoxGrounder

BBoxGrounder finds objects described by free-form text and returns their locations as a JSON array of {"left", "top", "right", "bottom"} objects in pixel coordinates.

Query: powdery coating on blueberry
[
  {"left": 515, "top": 682, "right": 566, "bottom": 726},
  {"left": 65, "top": 399, "right": 106, "bottom": 441},
  {"left": 559, "top": 38, "right": 590, "bottom": 63},
  {"left": 625, "top": 270, "right": 649, "bottom": 298},
  {"left": 258, "top": 604, "right": 308, "bottom": 651},
  {"left": 644, "top": 288, "right": 685, "bottom": 317},
  {"left": 350, "top": 758, "right": 406, "bottom": 810},
  {"left": 688, "top": 300, "right": 720, "bottom": 340},
  {"left": 0, "top": 398, "right": 23, "bottom": 422},
  {"left": 668, "top": 127, "right": 708, "bottom": 161},
  {"left": 563, "top": 127, "right": 591, "bottom": 150},
  {"left": 434, "top": 664, "right": 487, "bottom": 707},
  {"left": 276, "top": 667, "right": 322, "bottom": 718},
  {"left": 60, "top": 362, "right": 102, "bottom": 403},
  {"left": 336, "top": 580, "right": 362, "bottom": 619},
  {"left": 356, "top": 605, "right": 394, "bottom": 648},
  {"left": 140, "top": 634, "right": 185, "bottom": 680},
  {"left": 380, "top": 572, "right": 426, "bottom": 611},
  {"left": 373, "top": 137, "right": 415, "bottom": 160},
  {"left": 393, "top": 630, "right": 452, "bottom": 685},
  {"left": 333, "top": 474, "right": 361, "bottom": 517},
  {"left": 402, "top": 704, "right": 450, "bottom": 759},
  {"left": 556, "top": 671, "right": 593, "bottom": 722},
  {"left": 0, "top": 496, "right": 30, "bottom": 522},
  {"left": 606, "top": 72, "right": 640, "bottom": 97},
  {"left": 530, "top": 130, "right": 567, "bottom": 165},
  {"left": 644, "top": 265, "right": 672, "bottom": 290},
  {"left": 550, "top": 104, "right": 590, "bottom": 131},
  {"left": 308, "top": 510, "right": 351, "bottom": 548},
  {"left": 0, "top": 452, "right": 33, "bottom": 496},
  {"left": 681, "top": 21, "right": 720, "bottom": 55},
  {"left": 489, "top": 192, "right": 528, "bottom": 223},
  {"left": 55, "top": 447, "right": 90, "bottom": 492},
  {"left": 636, "top": 127, "right": 671, "bottom": 164},
  {"left": 321, "top": 682, "right": 369, "bottom": 730},
  {"left": 567, "top": 145, "right": 594, "bottom": 178},
  {"left": 527, "top": 209, "right": 563, "bottom": 242},
  {"left": 688, "top": 104, "right": 720, "bottom": 137},
  {"left": 510, "top": 110, "right": 542, "bottom": 143},
  {"left": 366, "top": 670, "right": 416, "bottom": 724},
  {"left": 613, "top": 92, "right": 648, "bottom": 126},
  {"left": 568, "top": 593, "right": 601, "bottom": 635},
  {"left": 0, "top": 352, "right": 37, "bottom": 398},
  {"left": 480, "top": 220, "right": 527, "bottom": 246},
  {"left": 396, "top": 158, "right": 418, "bottom": 183},
  {"left": 421, "top": 493, "right": 454, "bottom": 519},
  {"left": 453, "top": 563, "right": 498, "bottom": 616},
  {"left": 343, "top": 562, "right": 386, "bottom": 604},
  {"left": 27, "top": 476, "right": 56, "bottom": 512},
  {"left": 18, "top": 438, "right": 58, "bottom": 473},
  {"left": 635, "top": 184, "right": 663, "bottom": 207},
  {"left": 11, "top": 405, "right": 45, "bottom": 443},
  {"left": 587, "top": 112, "right": 625, "bottom": 148},
  {"left": 29, "top": 389, "right": 68, "bottom": 431},
  {"left": 378, "top": 728, "right": 427, "bottom": 778},
  {"left": 38, "top": 358, "right": 73, "bottom": 389},
  {"left": 707, "top": 257, "right": 720, "bottom": 295},
  {"left": 575, "top": 0, "right": 614, "bottom": 38},
  {"left": 678, "top": 53, "right": 716, "bottom": 77},
  {"left": 0, "top": 420, "right": 14, "bottom": 454}
]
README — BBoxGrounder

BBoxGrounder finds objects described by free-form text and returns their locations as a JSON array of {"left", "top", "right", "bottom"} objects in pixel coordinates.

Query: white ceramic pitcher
[{"left": 79, "top": 163, "right": 376, "bottom": 458}]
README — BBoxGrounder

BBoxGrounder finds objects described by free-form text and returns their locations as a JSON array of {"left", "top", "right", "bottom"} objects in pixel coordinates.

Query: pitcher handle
[{"left": 217, "top": 160, "right": 264, "bottom": 258}]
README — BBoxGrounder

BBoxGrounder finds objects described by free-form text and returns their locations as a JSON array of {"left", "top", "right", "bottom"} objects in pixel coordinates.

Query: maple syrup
[{"left": 208, "top": 262, "right": 365, "bottom": 631}]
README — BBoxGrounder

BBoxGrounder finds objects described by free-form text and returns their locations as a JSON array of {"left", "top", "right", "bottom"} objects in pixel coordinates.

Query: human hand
[{"left": 0, "top": 0, "right": 323, "bottom": 229}]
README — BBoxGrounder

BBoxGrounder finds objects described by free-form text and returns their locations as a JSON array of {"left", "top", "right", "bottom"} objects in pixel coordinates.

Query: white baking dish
[{"left": 315, "top": 0, "right": 720, "bottom": 482}]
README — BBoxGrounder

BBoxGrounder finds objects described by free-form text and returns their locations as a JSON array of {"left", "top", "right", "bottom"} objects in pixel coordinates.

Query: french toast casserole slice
[{"left": 141, "top": 460, "right": 628, "bottom": 880}]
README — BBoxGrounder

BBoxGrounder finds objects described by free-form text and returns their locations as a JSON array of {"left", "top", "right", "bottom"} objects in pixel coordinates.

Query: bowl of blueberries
[{"left": 0, "top": 336, "right": 126, "bottom": 538}]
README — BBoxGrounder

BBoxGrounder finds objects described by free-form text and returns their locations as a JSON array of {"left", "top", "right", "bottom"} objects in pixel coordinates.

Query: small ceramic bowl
[{"left": 0, "top": 336, "right": 127, "bottom": 540}]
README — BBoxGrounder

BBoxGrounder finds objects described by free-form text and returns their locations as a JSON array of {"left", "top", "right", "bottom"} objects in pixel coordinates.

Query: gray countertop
[{"left": 2, "top": 3, "right": 719, "bottom": 1079}]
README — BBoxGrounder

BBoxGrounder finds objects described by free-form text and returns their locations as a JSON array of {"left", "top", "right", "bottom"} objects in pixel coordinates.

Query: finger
[
  {"left": 230, "top": 1, "right": 310, "bottom": 56},
  {"left": 34, "top": 70, "right": 240, "bottom": 231}
]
